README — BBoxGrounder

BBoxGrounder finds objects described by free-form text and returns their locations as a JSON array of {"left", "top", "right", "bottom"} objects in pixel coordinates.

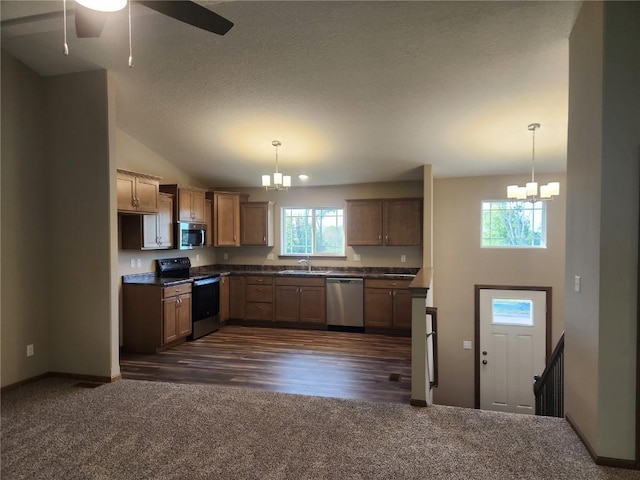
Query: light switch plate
[
  {"left": 574, "top": 275, "right": 581, "bottom": 292},
  {"left": 400, "top": 254, "right": 406, "bottom": 263},
  {"left": 130, "top": 259, "right": 136, "bottom": 268},
  {"left": 463, "top": 341, "right": 472, "bottom": 350},
  {"left": 267, "top": 253, "right": 274, "bottom": 260},
  {"left": 353, "top": 254, "right": 361, "bottom": 262},
  {"left": 224, "top": 253, "right": 229, "bottom": 260}
]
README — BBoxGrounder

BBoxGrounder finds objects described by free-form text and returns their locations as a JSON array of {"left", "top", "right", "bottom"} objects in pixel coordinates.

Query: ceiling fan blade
[
  {"left": 137, "top": 1, "right": 233, "bottom": 36},
  {"left": 75, "top": 3, "right": 108, "bottom": 38}
]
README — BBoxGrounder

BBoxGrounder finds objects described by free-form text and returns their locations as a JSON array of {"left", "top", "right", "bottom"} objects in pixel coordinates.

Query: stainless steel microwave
[{"left": 179, "top": 222, "right": 206, "bottom": 250}]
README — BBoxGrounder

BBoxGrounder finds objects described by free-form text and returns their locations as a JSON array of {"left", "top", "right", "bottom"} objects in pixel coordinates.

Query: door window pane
[{"left": 491, "top": 298, "right": 534, "bottom": 326}]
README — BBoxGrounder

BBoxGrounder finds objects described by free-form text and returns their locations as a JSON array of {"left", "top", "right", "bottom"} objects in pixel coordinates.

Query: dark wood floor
[{"left": 120, "top": 325, "right": 412, "bottom": 404}]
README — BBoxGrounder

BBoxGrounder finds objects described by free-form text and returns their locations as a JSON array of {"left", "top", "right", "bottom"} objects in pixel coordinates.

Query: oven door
[
  {"left": 179, "top": 222, "right": 206, "bottom": 250},
  {"left": 191, "top": 276, "right": 221, "bottom": 339}
]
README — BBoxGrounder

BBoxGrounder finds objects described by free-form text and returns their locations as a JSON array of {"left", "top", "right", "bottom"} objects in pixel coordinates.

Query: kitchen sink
[{"left": 279, "top": 270, "right": 333, "bottom": 275}]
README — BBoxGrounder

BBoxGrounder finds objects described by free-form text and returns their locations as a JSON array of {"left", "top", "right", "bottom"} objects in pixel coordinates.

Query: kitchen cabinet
[
  {"left": 212, "top": 192, "right": 248, "bottom": 247},
  {"left": 275, "top": 277, "right": 326, "bottom": 325},
  {"left": 364, "top": 278, "right": 412, "bottom": 332},
  {"left": 120, "top": 192, "right": 174, "bottom": 250},
  {"left": 245, "top": 275, "right": 273, "bottom": 321},
  {"left": 346, "top": 198, "right": 422, "bottom": 246},
  {"left": 117, "top": 169, "right": 160, "bottom": 214},
  {"left": 220, "top": 275, "right": 230, "bottom": 323},
  {"left": 240, "top": 202, "right": 274, "bottom": 246},
  {"left": 229, "top": 275, "right": 246, "bottom": 320},
  {"left": 122, "top": 282, "right": 192, "bottom": 353},
  {"left": 205, "top": 198, "right": 213, "bottom": 246},
  {"left": 160, "top": 184, "right": 207, "bottom": 223}
]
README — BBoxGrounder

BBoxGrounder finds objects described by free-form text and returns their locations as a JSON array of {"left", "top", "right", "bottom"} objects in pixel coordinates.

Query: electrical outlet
[
  {"left": 136, "top": 258, "right": 142, "bottom": 268},
  {"left": 27, "top": 344, "right": 34, "bottom": 357},
  {"left": 463, "top": 341, "right": 472, "bottom": 350},
  {"left": 196, "top": 254, "right": 200, "bottom": 262},
  {"left": 267, "top": 253, "right": 274, "bottom": 260},
  {"left": 353, "top": 254, "right": 361, "bottom": 262},
  {"left": 401, "top": 254, "right": 406, "bottom": 263},
  {"left": 130, "top": 259, "right": 136, "bottom": 268},
  {"left": 574, "top": 275, "right": 581, "bottom": 292},
  {"left": 224, "top": 253, "right": 229, "bottom": 260}
]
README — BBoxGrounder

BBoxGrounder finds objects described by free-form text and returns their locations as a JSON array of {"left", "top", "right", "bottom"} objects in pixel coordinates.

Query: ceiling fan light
[
  {"left": 262, "top": 175, "right": 271, "bottom": 187},
  {"left": 76, "top": 0, "right": 127, "bottom": 12},
  {"left": 547, "top": 182, "right": 560, "bottom": 196}
]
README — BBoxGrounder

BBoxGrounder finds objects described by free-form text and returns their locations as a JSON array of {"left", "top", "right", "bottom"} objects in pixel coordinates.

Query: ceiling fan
[{"left": 74, "top": 0, "right": 234, "bottom": 38}]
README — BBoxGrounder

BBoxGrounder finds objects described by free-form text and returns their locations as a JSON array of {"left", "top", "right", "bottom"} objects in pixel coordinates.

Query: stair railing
[{"left": 533, "top": 332, "right": 565, "bottom": 417}]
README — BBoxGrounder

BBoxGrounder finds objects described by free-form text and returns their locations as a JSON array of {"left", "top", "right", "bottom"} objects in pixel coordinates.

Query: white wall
[
  {"left": 433, "top": 173, "right": 567, "bottom": 407},
  {"left": 565, "top": 1, "right": 639, "bottom": 461},
  {"left": 1, "top": 52, "right": 51, "bottom": 386}
]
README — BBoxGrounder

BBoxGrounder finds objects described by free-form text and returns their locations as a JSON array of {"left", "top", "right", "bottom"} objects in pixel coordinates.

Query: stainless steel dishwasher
[{"left": 326, "top": 278, "right": 364, "bottom": 327}]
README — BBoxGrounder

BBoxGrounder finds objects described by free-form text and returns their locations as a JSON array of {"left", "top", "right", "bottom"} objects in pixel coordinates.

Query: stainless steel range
[{"left": 156, "top": 257, "right": 221, "bottom": 339}]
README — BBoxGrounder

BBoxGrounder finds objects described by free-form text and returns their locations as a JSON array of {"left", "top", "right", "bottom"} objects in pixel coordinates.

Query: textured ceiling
[{"left": 1, "top": 1, "right": 582, "bottom": 188}]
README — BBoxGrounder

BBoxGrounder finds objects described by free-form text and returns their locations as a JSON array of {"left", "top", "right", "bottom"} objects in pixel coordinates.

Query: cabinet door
[
  {"left": 274, "top": 285, "right": 300, "bottom": 322},
  {"left": 117, "top": 173, "right": 137, "bottom": 212},
  {"left": 392, "top": 289, "right": 412, "bottom": 330},
  {"left": 135, "top": 177, "right": 159, "bottom": 213},
  {"left": 178, "top": 190, "right": 194, "bottom": 222},
  {"left": 214, "top": 193, "right": 239, "bottom": 246},
  {"left": 157, "top": 194, "right": 174, "bottom": 248},
  {"left": 205, "top": 199, "right": 213, "bottom": 246},
  {"left": 364, "top": 288, "right": 393, "bottom": 328},
  {"left": 347, "top": 200, "right": 383, "bottom": 245},
  {"left": 177, "top": 294, "right": 192, "bottom": 338},
  {"left": 220, "top": 276, "right": 230, "bottom": 322},
  {"left": 384, "top": 199, "right": 422, "bottom": 246},
  {"left": 163, "top": 297, "right": 178, "bottom": 344},
  {"left": 191, "top": 190, "right": 206, "bottom": 223},
  {"left": 240, "top": 203, "right": 273, "bottom": 246},
  {"left": 142, "top": 214, "right": 159, "bottom": 248},
  {"left": 299, "top": 286, "right": 326, "bottom": 324},
  {"left": 229, "top": 276, "right": 245, "bottom": 319}
]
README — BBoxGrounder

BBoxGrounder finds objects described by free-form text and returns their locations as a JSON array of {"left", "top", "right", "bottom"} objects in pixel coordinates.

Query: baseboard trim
[
  {"left": 566, "top": 413, "right": 638, "bottom": 470},
  {"left": 1, "top": 371, "right": 121, "bottom": 393}
]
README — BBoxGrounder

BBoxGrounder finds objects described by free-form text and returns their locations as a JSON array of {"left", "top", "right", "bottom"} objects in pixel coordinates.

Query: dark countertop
[{"left": 123, "top": 265, "right": 420, "bottom": 286}]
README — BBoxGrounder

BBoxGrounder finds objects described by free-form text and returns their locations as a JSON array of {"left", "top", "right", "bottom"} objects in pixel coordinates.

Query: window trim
[
  {"left": 480, "top": 199, "right": 547, "bottom": 249},
  {"left": 280, "top": 206, "right": 346, "bottom": 257}
]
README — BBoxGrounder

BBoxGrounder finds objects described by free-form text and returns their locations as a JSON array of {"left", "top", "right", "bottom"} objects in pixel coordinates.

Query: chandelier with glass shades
[
  {"left": 507, "top": 123, "right": 560, "bottom": 202},
  {"left": 262, "top": 140, "right": 291, "bottom": 191}
]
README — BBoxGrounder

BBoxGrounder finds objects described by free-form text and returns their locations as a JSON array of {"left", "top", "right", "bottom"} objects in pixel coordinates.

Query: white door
[{"left": 479, "top": 289, "right": 546, "bottom": 414}]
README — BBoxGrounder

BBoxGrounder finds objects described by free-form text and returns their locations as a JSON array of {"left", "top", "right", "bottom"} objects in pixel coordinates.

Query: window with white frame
[
  {"left": 281, "top": 207, "right": 345, "bottom": 256},
  {"left": 481, "top": 200, "right": 546, "bottom": 248}
]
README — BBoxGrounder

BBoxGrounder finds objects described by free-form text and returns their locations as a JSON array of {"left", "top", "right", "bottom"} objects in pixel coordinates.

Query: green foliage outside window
[
  {"left": 282, "top": 207, "right": 344, "bottom": 255},
  {"left": 482, "top": 201, "right": 546, "bottom": 248}
]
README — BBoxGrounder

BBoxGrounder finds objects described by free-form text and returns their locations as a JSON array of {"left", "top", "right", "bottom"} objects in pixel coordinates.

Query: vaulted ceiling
[{"left": 1, "top": 1, "right": 582, "bottom": 188}]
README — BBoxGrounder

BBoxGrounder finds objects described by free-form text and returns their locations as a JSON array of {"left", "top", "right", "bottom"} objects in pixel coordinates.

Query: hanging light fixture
[
  {"left": 262, "top": 140, "right": 291, "bottom": 191},
  {"left": 507, "top": 123, "right": 560, "bottom": 202}
]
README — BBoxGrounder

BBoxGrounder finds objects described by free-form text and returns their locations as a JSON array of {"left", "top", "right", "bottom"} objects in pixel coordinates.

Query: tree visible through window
[
  {"left": 482, "top": 201, "right": 546, "bottom": 248},
  {"left": 282, "top": 207, "right": 345, "bottom": 255}
]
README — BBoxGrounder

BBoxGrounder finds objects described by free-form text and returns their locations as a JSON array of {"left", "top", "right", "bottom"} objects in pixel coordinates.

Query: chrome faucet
[{"left": 297, "top": 256, "right": 311, "bottom": 272}]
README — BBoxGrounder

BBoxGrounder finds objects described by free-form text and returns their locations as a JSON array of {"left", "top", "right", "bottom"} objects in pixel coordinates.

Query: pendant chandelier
[
  {"left": 262, "top": 140, "right": 291, "bottom": 191},
  {"left": 507, "top": 123, "right": 560, "bottom": 201}
]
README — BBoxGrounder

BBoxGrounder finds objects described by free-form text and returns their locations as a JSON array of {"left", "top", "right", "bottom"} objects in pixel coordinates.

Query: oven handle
[{"left": 193, "top": 276, "right": 221, "bottom": 287}]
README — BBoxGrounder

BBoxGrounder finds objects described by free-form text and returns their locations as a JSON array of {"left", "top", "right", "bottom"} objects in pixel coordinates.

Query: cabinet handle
[
  {"left": 386, "top": 235, "right": 389, "bottom": 243},
  {"left": 378, "top": 235, "right": 382, "bottom": 243},
  {"left": 263, "top": 236, "right": 266, "bottom": 243}
]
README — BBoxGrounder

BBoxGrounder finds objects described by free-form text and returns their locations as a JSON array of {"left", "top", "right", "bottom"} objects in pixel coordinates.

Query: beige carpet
[{"left": 1, "top": 378, "right": 637, "bottom": 479}]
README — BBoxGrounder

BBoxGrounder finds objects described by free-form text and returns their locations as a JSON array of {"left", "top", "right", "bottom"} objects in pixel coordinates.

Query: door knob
[
  {"left": 482, "top": 360, "right": 488, "bottom": 365},
  {"left": 482, "top": 351, "right": 488, "bottom": 356}
]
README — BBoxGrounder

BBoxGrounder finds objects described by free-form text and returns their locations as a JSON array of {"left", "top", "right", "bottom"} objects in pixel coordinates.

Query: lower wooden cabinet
[
  {"left": 364, "top": 279, "right": 412, "bottom": 332},
  {"left": 245, "top": 276, "right": 273, "bottom": 321},
  {"left": 274, "top": 277, "right": 326, "bottom": 325},
  {"left": 123, "top": 282, "right": 192, "bottom": 353}
]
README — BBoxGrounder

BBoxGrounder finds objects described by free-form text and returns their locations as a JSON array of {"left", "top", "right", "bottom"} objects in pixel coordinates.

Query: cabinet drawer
[
  {"left": 162, "top": 282, "right": 192, "bottom": 298},
  {"left": 246, "top": 302, "right": 273, "bottom": 321},
  {"left": 246, "top": 285, "right": 273, "bottom": 303},
  {"left": 364, "top": 279, "right": 412, "bottom": 289},
  {"left": 275, "top": 277, "right": 325, "bottom": 287},
  {"left": 245, "top": 276, "right": 273, "bottom": 285}
]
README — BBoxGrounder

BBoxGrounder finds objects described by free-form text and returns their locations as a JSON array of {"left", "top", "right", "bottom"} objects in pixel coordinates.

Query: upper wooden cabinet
[
  {"left": 160, "top": 185, "right": 207, "bottom": 224},
  {"left": 117, "top": 169, "right": 160, "bottom": 214},
  {"left": 240, "top": 202, "right": 275, "bottom": 246},
  {"left": 346, "top": 198, "right": 422, "bottom": 246},
  {"left": 211, "top": 192, "right": 248, "bottom": 247},
  {"left": 121, "top": 192, "right": 174, "bottom": 250}
]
